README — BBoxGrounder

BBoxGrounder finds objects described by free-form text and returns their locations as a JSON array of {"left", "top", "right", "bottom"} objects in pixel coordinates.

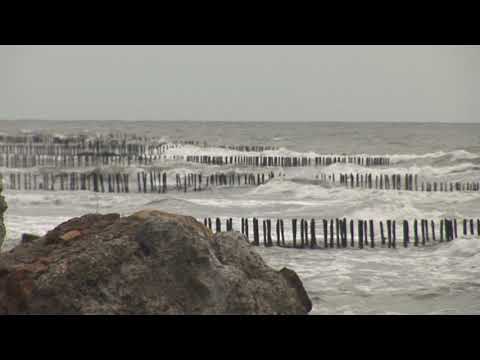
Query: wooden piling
[
  {"left": 323, "top": 219, "right": 328, "bottom": 248},
  {"left": 387, "top": 220, "right": 392, "bottom": 248},
  {"left": 292, "top": 219, "right": 297, "bottom": 248},
  {"left": 403, "top": 220, "right": 409, "bottom": 247},
  {"left": 310, "top": 219, "right": 316, "bottom": 248}
]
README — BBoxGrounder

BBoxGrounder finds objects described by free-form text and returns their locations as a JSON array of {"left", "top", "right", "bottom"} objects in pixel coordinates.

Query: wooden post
[
  {"left": 300, "top": 219, "right": 305, "bottom": 248},
  {"left": 431, "top": 220, "right": 436, "bottom": 241},
  {"left": 403, "top": 220, "right": 409, "bottom": 247},
  {"left": 369, "top": 219, "right": 374, "bottom": 248},
  {"left": 414, "top": 219, "right": 419, "bottom": 246},
  {"left": 358, "top": 220, "right": 364, "bottom": 249},
  {"left": 392, "top": 220, "right": 396, "bottom": 248},
  {"left": 380, "top": 221, "right": 385, "bottom": 246},
  {"left": 304, "top": 219, "right": 310, "bottom": 248},
  {"left": 216, "top": 218, "right": 221, "bottom": 233},
  {"left": 292, "top": 219, "right": 297, "bottom": 248},
  {"left": 267, "top": 219, "right": 272, "bottom": 247},
  {"left": 350, "top": 219, "right": 354, "bottom": 247},
  {"left": 335, "top": 218, "right": 341, "bottom": 248},
  {"left": 387, "top": 220, "right": 392, "bottom": 248},
  {"left": 330, "top": 219, "right": 334, "bottom": 248},
  {"left": 440, "top": 219, "right": 444, "bottom": 242},
  {"left": 323, "top": 219, "right": 328, "bottom": 248},
  {"left": 276, "top": 219, "right": 281, "bottom": 246},
  {"left": 310, "top": 219, "right": 316, "bottom": 248},
  {"left": 253, "top": 218, "right": 259, "bottom": 245},
  {"left": 421, "top": 219, "right": 426, "bottom": 245},
  {"left": 280, "top": 219, "right": 285, "bottom": 246}
]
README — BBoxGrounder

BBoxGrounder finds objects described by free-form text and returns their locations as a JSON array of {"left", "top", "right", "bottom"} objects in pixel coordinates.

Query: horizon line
[{"left": 1, "top": 119, "right": 479, "bottom": 124}]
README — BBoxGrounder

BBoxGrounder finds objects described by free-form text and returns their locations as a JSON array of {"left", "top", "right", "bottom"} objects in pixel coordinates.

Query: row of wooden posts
[
  {"left": 1, "top": 170, "right": 276, "bottom": 193},
  {"left": 203, "top": 217, "right": 480, "bottom": 248},
  {"left": 0, "top": 142, "right": 172, "bottom": 156},
  {"left": 184, "top": 155, "right": 391, "bottom": 167},
  {"left": 0, "top": 153, "right": 163, "bottom": 168},
  {"left": 217, "top": 145, "right": 278, "bottom": 152},
  {"left": 173, "top": 172, "right": 275, "bottom": 192},
  {"left": 1, "top": 136, "right": 279, "bottom": 158},
  {"left": 317, "top": 173, "right": 480, "bottom": 192}
]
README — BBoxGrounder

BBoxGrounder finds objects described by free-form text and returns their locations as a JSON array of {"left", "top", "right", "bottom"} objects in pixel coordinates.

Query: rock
[
  {"left": 21, "top": 234, "right": 41, "bottom": 244},
  {"left": 0, "top": 210, "right": 312, "bottom": 314},
  {"left": 0, "top": 179, "right": 7, "bottom": 249},
  {"left": 60, "top": 230, "right": 82, "bottom": 242}
]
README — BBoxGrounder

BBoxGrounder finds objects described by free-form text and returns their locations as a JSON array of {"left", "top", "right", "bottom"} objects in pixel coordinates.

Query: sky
[{"left": 1, "top": 45, "right": 479, "bottom": 122}]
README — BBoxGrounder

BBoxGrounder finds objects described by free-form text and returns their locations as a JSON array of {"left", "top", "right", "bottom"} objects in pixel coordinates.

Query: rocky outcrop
[
  {"left": 0, "top": 179, "right": 6, "bottom": 249},
  {"left": 0, "top": 210, "right": 312, "bottom": 314}
]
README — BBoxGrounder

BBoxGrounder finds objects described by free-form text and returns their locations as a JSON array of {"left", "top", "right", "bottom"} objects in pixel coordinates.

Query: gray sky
[{"left": 1, "top": 45, "right": 479, "bottom": 122}]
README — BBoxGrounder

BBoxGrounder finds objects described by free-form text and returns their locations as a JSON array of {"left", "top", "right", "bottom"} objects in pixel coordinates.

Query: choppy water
[{"left": 2, "top": 120, "right": 480, "bottom": 314}]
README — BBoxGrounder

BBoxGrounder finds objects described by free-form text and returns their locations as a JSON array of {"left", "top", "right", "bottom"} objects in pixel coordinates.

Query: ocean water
[{"left": 1, "top": 120, "right": 480, "bottom": 314}]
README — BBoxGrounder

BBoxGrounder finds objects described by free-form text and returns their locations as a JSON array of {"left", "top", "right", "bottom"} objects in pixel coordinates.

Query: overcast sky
[{"left": 1, "top": 45, "right": 479, "bottom": 122}]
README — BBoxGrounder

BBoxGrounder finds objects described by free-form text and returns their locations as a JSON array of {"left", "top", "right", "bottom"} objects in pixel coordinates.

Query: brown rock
[
  {"left": 0, "top": 210, "right": 312, "bottom": 315},
  {"left": 60, "top": 230, "right": 82, "bottom": 242}
]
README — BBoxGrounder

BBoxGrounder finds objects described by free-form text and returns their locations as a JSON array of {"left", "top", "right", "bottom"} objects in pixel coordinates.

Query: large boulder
[
  {"left": 0, "top": 179, "right": 6, "bottom": 249},
  {"left": 0, "top": 210, "right": 312, "bottom": 314}
]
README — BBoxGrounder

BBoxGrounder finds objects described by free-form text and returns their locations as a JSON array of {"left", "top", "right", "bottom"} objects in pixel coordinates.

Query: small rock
[
  {"left": 60, "top": 230, "right": 82, "bottom": 242},
  {"left": 21, "top": 233, "right": 41, "bottom": 244}
]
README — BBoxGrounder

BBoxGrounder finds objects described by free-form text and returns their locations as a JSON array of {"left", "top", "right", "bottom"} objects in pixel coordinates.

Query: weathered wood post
[
  {"left": 310, "top": 219, "right": 316, "bottom": 248},
  {"left": 300, "top": 219, "right": 305, "bottom": 248},
  {"left": 440, "top": 219, "right": 444, "bottom": 242},
  {"left": 380, "top": 221, "right": 385, "bottom": 246},
  {"left": 392, "top": 220, "right": 396, "bottom": 248},
  {"left": 414, "top": 219, "right": 419, "bottom": 246},
  {"left": 350, "top": 219, "right": 354, "bottom": 247},
  {"left": 403, "top": 220, "right": 409, "bottom": 247},
  {"left": 216, "top": 218, "right": 221, "bottom": 233},
  {"left": 305, "top": 219, "right": 310, "bottom": 248},
  {"left": 335, "top": 218, "right": 340, "bottom": 248},
  {"left": 421, "top": 219, "right": 426, "bottom": 245},
  {"left": 323, "top": 219, "right": 328, "bottom": 248},
  {"left": 369, "top": 219, "right": 374, "bottom": 248},
  {"left": 363, "top": 220, "right": 368, "bottom": 246},
  {"left": 358, "top": 220, "right": 364, "bottom": 249},
  {"left": 431, "top": 220, "right": 436, "bottom": 241},
  {"left": 253, "top": 218, "right": 259, "bottom": 245},
  {"left": 280, "top": 219, "right": 285, "bottom": 246},
  {"left": 267, "top": 219, "right": 272, "bottom": 247},
  {"left": 330, "top": 219, "right": 334, "bottom": 248},
  {"left": 292, "top": 219, "right": 297, "bottom": 248},
  {"left": 387, "top": 220, "right": 392, "bottom": 248},
  {"left": 276, "top": 219, "right": 281, "bottom": 246}
]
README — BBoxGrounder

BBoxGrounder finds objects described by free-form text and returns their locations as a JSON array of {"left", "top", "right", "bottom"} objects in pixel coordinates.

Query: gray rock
[{"left": 0, "top": 209, "right": 311, "bottom": 314}]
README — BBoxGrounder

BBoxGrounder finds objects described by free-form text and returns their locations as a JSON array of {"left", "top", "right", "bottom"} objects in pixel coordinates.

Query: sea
[{"left": 1, "top": 120, "right": 480, "bottom": 314}]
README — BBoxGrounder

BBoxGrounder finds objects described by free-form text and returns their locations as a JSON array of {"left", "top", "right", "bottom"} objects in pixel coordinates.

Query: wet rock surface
[{"left": 0, "top": 209, "right": 312, "bottom": 314}]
